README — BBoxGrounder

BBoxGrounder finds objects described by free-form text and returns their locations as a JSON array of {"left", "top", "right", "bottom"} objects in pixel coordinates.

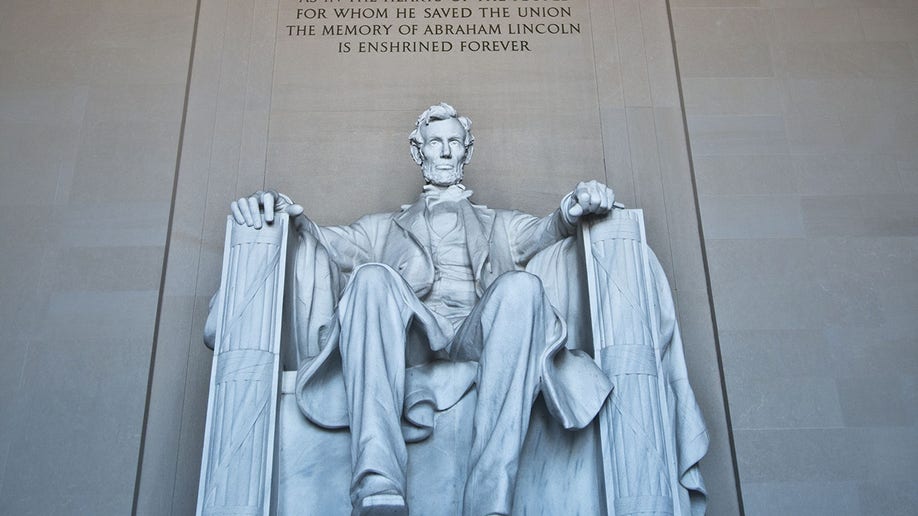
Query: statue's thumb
[
  {"left": 286, "top": 204, "right": 304, "bottom": 217},
  {"left": 568, "top": 204, "right": 584, "bottom": 217}
]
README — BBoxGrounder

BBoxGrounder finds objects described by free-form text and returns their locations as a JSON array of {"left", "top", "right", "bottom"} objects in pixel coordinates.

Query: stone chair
[{"left": 196, "top": 210, "right": 708, "bottom": 516}]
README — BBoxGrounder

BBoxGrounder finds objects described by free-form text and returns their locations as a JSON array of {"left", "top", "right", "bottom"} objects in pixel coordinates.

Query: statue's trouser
[{"left": 337, "top": 264, "right": 558, "bottom": 516}]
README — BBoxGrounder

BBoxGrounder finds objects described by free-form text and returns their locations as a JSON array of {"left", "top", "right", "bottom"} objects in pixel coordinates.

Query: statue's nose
[{"left": 440, "top": 144, "right": 452, "bottom": 158}]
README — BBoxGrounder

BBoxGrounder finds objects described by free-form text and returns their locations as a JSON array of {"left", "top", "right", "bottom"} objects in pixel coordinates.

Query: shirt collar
[{"left": 422, "top": 183, "right": 473, "bottom": 206}]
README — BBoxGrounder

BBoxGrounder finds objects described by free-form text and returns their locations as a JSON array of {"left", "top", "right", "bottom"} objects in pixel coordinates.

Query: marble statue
[{"left": 199, "top": 103, "right": 709, "bottom": 516}]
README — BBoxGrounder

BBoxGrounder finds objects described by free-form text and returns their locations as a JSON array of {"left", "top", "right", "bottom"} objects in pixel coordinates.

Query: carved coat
[
  {"left": 296, "top": 192, "right": 575, "bottom": 298},
  {"left": 290, "top": 192, "right": 614, "bottom": 441},
  {"left": 204, "top": 191, "right": 708, "bottom": 513}
]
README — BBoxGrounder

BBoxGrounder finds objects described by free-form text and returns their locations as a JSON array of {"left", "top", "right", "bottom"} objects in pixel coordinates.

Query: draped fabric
[
  {"left": 242, "top": 197, "right": 710, "bottom": 514},
  {"left": 291, "top": 198, "right": 612, "bottom": 438}
]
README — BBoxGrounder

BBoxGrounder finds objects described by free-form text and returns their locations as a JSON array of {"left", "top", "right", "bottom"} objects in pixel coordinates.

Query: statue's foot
[{"left": 351, "top": 493, "right": 408, "bottom": 516}]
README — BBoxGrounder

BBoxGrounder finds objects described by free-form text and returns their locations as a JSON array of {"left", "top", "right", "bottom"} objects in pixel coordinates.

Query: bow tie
[{"left": 422, "top": 184, "right": 473, "bottom": 207}]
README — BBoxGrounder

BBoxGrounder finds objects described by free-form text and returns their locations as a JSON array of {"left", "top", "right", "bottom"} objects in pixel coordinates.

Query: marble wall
[
  {"left": 136, "top": 0, "right": 738, "bottom": 514},
  {"left": 2, "top": 0, "right": 914, "bottom": 514},
  {"left": 0, "top": 0, "right": 196, "bottom": 514},
  {"left": 671, "top": 1, "right": 918, "bottom": 514}
]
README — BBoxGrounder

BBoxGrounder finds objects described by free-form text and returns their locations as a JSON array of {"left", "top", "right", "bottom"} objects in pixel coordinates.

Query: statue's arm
[
  {"left": 230, "top": 190, "right": 382, "bottom": 273},
  {"left": 505, "top": 208, "right": 575, "bottom": 265},
  {"left": 506, "top": 180, "right": 616, "bottom": 264},
  {"left": 294, "top": 213, "right": 388, "bottom": 274},
  {"left": 204, "top": 190, "right": 381, "bottom": 351}
]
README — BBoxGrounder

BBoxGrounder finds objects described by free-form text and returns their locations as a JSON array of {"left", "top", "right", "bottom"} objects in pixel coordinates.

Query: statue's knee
[
  {"left": 493, "top": 271, "right": 543, "bottom": 298},
  {"left": 350, "top": 263, "right": 400, "bottom": 289}
]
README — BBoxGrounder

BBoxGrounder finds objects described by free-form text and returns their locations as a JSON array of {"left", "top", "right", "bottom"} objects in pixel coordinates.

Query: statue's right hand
[{"left": 230, "top": 191, "right": 302, "bottom": 229}]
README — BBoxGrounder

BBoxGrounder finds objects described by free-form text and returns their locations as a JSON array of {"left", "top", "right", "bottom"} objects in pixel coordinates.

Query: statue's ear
[
  {"left": 463, "top": 144, "right": 474, "bottom": 165},
  {"left": 410, "top": 143, "right": 423, "bottom": 166}
]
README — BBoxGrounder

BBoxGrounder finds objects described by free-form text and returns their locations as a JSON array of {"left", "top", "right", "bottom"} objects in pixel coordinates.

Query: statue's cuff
[{"left": 559, "top": 191, "right": 578, "bottom": 227}]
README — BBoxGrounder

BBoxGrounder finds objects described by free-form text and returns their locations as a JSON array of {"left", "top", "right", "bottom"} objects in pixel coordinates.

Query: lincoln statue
[{"left": 225, "top": 103, "right": 621, "bottom": 516}]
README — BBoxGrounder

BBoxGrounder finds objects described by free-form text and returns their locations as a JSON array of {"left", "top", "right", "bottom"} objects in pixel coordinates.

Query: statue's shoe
[{"left": 351, "top": 493, "right": 408, "bottom": 516}]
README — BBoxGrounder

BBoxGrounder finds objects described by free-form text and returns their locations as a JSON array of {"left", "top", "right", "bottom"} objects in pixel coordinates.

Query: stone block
[
  {"left": 742, "top": 481, "right": 861, "bottom": 516},
  {"left": 688, "top": 114, "right": 788, "bottom": 156},
  {"left": 682, "top": 77, "right": 783, "bottom": 116},
  {"left": 699, "top": 195, "right": 804, "bottom": 239},
  {"left": 772, "top": 7, "right": 863, "bottom": 43},
  {"left": 672, "top": 8, "right": 774, "bottom": 78}
]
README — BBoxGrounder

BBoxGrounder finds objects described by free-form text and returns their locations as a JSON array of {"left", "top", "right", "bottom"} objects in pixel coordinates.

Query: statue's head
[{"left": 409, "top": 102, "right": 475, "bottom": 186}]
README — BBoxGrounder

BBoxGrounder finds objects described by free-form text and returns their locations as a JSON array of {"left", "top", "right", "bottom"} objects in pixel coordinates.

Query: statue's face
[{"left": 419, "top": 118, "right": 467, "bottom": 186}]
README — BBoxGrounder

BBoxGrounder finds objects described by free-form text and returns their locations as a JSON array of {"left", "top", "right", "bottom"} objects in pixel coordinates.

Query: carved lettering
[
  {"left": 322, "top": 24, "right": 393, "bottom": 35},
  {"left": 333, "top": 7, "right": 388, "bottom": 18},
  {"left": 423, "top": 7, "right": 473, "bottom": 18},
  {"left": 423, "top": 23, "right": 500, "bottom": 35},
  {"left": 285, "top": 0, "right": 584, "bottom": 54},
  {"left": 459, "top": 39, "right": 529, "bottom": 52}
]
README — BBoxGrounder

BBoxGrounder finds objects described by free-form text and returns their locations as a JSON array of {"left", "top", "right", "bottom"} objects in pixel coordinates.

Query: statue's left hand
[
  {"left": 565, "top": 180, "right": 616, "bottom": 220},
  {"left": 230, "top": 191, "right": 303, "bottom": 229}
]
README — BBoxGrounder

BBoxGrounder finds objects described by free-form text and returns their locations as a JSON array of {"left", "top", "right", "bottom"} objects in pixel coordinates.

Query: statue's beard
[{"left": 422, "top": 162, "right": 464, "bottom": 186}]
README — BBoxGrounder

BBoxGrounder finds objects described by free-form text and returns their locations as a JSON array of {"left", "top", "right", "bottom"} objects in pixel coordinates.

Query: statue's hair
[{"left": 409, "top": 102, "right": 474, "bottom": 166}]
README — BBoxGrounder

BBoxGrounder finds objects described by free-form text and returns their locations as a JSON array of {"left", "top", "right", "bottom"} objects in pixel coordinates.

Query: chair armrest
[{"left": 197, "top": 214, "right": 291, "bottom": 516}]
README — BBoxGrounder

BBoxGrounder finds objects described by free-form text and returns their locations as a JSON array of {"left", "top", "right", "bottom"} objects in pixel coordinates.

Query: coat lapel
[
  {"left": 458, "top": 200, "right": 495, "bottom": 290},
  {"left": 394, "top": 194, "right": 496, "bottom": 293},
  {"left": 394, "top": 198, "right": 430, "bottom": 248}
]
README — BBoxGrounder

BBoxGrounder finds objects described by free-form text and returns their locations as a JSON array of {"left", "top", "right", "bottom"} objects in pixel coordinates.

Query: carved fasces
[
  {"left": 582, "top": 210, "right": 685, "bottom": 516},
  {"left": 197, "top": 215, "right": 289, "bottom": 516}
]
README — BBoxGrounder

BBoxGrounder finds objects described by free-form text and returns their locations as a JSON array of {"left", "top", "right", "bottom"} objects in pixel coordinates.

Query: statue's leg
[
  {"left": 450, "top": 271, "right": 558, "bottom": 516},
  {"left": 337, "top": 263, "right": 424, "bottom": 513}
]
